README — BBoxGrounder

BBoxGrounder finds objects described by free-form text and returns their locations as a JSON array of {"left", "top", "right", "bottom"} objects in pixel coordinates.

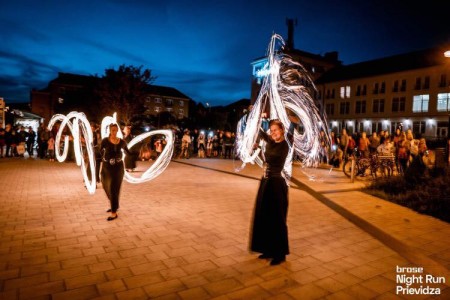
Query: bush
[{"left": 363, "top": 166, "right": 450, "bottom": 223}]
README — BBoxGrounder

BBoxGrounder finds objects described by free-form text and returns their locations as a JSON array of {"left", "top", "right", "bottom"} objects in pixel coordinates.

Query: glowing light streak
[
  {"left": 234, "top": 34, "right": 330, "bottom": 182},
  {"left": 124, "top": 129, "right": 174, "bottom": 183},
  {"left": 48, "top": 112, "right": 97, "bottom": 194},
  {"left": 48, "top": 111, "right": 174, "bottom": 194}
]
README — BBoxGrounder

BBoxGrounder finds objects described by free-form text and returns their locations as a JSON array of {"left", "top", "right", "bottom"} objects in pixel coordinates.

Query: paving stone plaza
[{"left": 0, "top": 158, "right": 449, "bottom": 299}]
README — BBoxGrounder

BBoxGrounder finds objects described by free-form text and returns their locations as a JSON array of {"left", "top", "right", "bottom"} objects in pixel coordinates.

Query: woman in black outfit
[
  {"left": 100, "top": 124, "right": 131, "bottom": 221},
  {"left": 250, "top": 119, "right": 290, "bottom": 265}
]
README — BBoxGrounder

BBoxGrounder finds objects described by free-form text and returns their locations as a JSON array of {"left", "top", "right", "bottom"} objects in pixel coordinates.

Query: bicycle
[{"left": 343, "top": 148, "right": 386, "bottom": 180}]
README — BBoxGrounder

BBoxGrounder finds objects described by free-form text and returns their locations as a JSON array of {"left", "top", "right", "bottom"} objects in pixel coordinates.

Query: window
[
  {"left": 355, "top": 100, "right": 366, "bottom": 114},
  {"left": 145, "top": 96, "right": 151, "bottom": 102},
  {"left": 380, "top": 82, "right": 385, "bottom": 94},
  {"left": 372, "top": 99, "right": 385, "bottom": 113},
  {"left": 362, "top": 84, "right": 367, "bottom": 95},
  {"left": 154, "top": 106, "right": 161, "bottom": 112},
  {"left": 439, "top": 74, "right": 447, "bottom": 88},
  {"left": 373, "top": 82, "right": 379, "bottom": 94},
  {"left": 400, "top": 80, "right": 406, "bottom": 92},
  {"left": 356, "top": 85, "right": 361, "bottom": 96},
  {"left": 178, "top": 108, "right": 184, "bottom": 114},
  {"left": 392, "top": 97, "right": 406, "bottom": 112},
  {"left": 414, "top": 78, "right": 421, "bottom": 90},
  {"left": 423, "top": 76, "right": 430, "bottom": 89},
  {"left": 325, "top": 103, "right": 334, "bottom": 116},
  {"left": 155, "top": 98, "right": 162, "bottom": 103},
  {"left": 166, "top": 107, "right": 173, "bottom": 112},
  {"left": 166, "top": 99, "right": 173, "bottom": 106},
  {"left": 413, "top": 121, "right": 426, "bottom": 135},
  {"left": 331, "top": 89, "right": 335, "bottom": 99},
  {"left": 437, "top": 93, "right": 450, "bottom": 112},
  {"left": 412, "top": 94, "right": 429, "bottom": 112},
  {"left": 392, "top": 80, "right": 399, "bottom": 92},
  {"left": 339, "top": 102, "right": 350, "bottom": 115},
  {"left": 340, "top": 86, "right": 350, "bottom": 98},
  {"left": 179, "top": 100, "right": 184, "bottom": 106}
]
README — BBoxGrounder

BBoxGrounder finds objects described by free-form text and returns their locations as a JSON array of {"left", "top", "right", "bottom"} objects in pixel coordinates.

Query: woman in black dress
[
  {"left": 250, "top": 119, "right": 290, "bottom": 265},
  {"left": 100, "top": 124, "right": 131, "bottom": 221}
]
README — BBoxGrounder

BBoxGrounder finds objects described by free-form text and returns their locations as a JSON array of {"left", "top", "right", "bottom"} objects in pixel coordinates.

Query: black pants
[{"left": 101, "top": 162, "right": 124, "bottom": 213}]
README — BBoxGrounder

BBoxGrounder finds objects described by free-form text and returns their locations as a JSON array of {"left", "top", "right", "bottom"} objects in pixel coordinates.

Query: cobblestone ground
[{"left": 0, "top": 157, "right": 448, "bottom": 299}]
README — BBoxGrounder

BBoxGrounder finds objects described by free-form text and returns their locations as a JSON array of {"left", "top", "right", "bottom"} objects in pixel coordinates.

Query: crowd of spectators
[
  {"left": 1, "top": 121, "right": 440, "bottom": 178},
  {"left": 322, "top": 127, "right": 430, "bottom": 175}
]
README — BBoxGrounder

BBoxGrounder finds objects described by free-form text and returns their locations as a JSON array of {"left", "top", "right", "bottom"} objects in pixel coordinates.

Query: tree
[{"left": 95, "top": 65, "right": 156, "bottom": 125}]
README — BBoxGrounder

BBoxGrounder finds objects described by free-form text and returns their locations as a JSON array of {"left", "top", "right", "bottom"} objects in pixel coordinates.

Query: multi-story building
[
  {"left": 143, "top": 85, "right": 190, "bottom": 120},
  {"left": 30, "top": 72, "right": 191, "bottom": 124},
  {"left": 316, "top": 45, "right": 450, "bottom": 139}
]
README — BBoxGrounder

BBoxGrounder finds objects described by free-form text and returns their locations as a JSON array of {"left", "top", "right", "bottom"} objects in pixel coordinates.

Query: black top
[
  {"left": 100, "top": 138, "right": 131, "bottom": 160},
  {"left": 260, "top": 130, "right": 289, "bottom": 176}
]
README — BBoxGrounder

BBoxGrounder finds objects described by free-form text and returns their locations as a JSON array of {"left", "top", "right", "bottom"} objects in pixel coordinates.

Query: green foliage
[{"left": 364, "top": 167, "right": 450, "bottom": 222}]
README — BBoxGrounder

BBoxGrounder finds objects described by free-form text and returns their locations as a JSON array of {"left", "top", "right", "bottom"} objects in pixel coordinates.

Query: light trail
[
  {"left": 234, "top": 33, "right": 331, "bottom": 182},
  {"left": 48, "top": 112, "right": 174, "bottom": 194}
]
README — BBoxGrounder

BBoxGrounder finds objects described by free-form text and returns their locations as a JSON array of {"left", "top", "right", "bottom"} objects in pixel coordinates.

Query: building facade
[
  {"left": 30, "top": 73, "right": 190, "bottom": 124},
  {"left": 316, "top": 45, "right": 450, "bottom": 139}
]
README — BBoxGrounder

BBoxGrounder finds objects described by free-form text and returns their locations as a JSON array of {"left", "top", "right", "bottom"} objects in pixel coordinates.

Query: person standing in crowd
[
  {"left": 4, "top": 124, "right": 13, "bottom": 157},
  {"left": 38, "top": 125, "right": 50, "bottom": 159},
  {"left": 397, "top": 132, "right": 409, "bottom": 174},
  {"left": 369, "top": 132, "right": 380, "bottom": 154},
  {"left": 197, "top": 131, "right": 206, "bottom": 158},
  {"left": 123, "top": 125, "right": 137, "bottom": 172},
  {"left": 100, "top": 124, "right": 132, "bottom": 221},
  {"left": 180, "top": 129, "right": 191, "bottom": 159},
  {"left": 250, "top": 119, "right": 291, "bottom": 266},
  {"left": 358, "top": 131, "right": 370, "bottom": 158},
  {"left": 47, "top": 134, "right": 55, "bottom": 161},
  {"left": 206, "top": 133, "right": 213, "bottom": 158},
  {"left": 26, "top": 127, "right": 36, "bottom": 157},
  {"left": 0, "top": 125, "right": 6, "bottom": 158}
]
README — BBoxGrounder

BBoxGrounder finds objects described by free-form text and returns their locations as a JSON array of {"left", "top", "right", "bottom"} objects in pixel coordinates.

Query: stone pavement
[{"left": 0, "top": 157, "right": 448, "bottom": 299}]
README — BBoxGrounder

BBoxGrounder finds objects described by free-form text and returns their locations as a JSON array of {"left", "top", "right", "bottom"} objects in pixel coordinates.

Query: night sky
[{"left": 1, "top": 0, "right": 449, "bottom": 106}]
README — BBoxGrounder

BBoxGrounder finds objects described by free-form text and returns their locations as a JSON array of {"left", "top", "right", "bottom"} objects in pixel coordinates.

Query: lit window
[
  {"left": 155, "top": 98, "right": 162, "bottom": 103},
  {"left": 154, "top": 106, "right": 161, "bottom": 112},
  {"left": 412, "top": 95, "right": 429, "bottom": 112},
  {"left": 179, "top": 100, "right": 184, "bottom": 107},
  {"left": 437, "top": 93, "right": 450, "bottom": 112}
]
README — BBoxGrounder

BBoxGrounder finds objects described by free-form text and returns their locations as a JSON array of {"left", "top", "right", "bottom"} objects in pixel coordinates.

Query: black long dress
[
  {"left": 250, "top": 131, "right": 290, "bottom": 259},
  {"left": 100, "top": 138, "right": 130, "bottom": 213}
]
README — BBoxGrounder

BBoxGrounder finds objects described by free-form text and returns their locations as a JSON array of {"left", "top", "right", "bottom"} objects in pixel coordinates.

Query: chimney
[{"left": 285, "top": 18, "right": 298, "bottom": 51}]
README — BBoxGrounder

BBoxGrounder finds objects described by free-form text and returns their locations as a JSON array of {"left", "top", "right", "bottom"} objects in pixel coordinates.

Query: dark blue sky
[{"left": 1, "top": 0, "right": 449, "bottom": 106}]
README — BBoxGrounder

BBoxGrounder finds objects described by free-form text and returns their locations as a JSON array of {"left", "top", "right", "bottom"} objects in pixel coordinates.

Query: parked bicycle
[{"left": 343, "top": 148, "right": 395, "bottom": 179}]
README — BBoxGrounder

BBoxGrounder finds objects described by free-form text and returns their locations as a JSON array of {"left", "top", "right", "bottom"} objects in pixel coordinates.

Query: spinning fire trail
[
  {"left": 234, "top": 33, "right": 331, "bottom": 181},
  {"left": 48, "top": 112, "right": 174, "bottom": 194}
]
